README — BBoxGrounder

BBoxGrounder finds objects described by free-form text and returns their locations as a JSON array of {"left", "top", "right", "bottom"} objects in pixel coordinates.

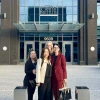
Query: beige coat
[{"left": 36, "top": 58, "right": 51, "bottom": 83}]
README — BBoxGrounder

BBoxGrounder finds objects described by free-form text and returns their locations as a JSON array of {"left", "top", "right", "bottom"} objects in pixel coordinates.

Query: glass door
[
  {"left": 63, "top": 42, "right": 73, "bottom": 64},
  {"left": 24, "top": 42, "right": 34, "bottom": 62}
]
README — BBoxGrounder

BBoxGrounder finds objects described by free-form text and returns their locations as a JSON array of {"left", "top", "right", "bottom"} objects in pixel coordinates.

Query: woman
[
  {"left": 45, "top": 41, "right": 53, "bottom": 54},
  {"left": 36, "top": 47, "right": 52, "bottom": 100},
  {"left": 51, "top": 44, "right": 67, "bottom": 100},
  {"left": 24, "top": 49, "right": 37, "bottom": 100}
]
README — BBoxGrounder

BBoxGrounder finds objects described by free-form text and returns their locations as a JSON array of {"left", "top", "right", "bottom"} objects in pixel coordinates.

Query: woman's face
[
  {"left": 30, "top": 51, "right": 36, "bottom": 59},
  {"left": 44, "top": 49, "right": 49, "bottom": 59},
  {"left": 47, "top": 42, "right": 52, "bottom": 51},
  {"left": 53, "top": 45, "right": 60, "bottom": 53}
]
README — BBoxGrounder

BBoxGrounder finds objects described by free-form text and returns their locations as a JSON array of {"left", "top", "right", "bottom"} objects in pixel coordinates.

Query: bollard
[
  {"left": 14, "top": 86, "right": 28, "bottom": 100},
  {"left": 75, "top": 86, "right": 90, "bottom": 100}
]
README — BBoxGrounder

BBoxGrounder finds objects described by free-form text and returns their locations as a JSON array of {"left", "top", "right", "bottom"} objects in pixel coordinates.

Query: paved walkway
[{"left": 0, "top": 65, "right": 100, "bottom": 100}]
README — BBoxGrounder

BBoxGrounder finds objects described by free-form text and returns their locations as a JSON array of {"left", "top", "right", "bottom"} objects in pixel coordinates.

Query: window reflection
[
  {"left": 35, "top": 0, "right": 39, "bottom": 6},
  {"left": 63, "top": 0, "right": 72, "bottom": 6},
  {"left": 20, "top": 0, "right": 25, "bottom": 6},
  {"left": 25, "top": 0, "right": 34, "bottom": 6},
  {"left": 67, "top": 7, "right": 72, "bottom": 14},
  {"left": 97, "top": 6, "right": 100, "bottom": 15},
  {"left": 73, "top": 7, "right": 77, "bottom": 14},
  {"left": 20, "top": 0, "right": 78, "bottom": 23},
  {"left": 73, "top": 0, "right": 78, "bottom": 6},
  {"left": 67, "top": 15, "right": 72, "bottom": 22},
  {"left": 97, "top": 4, "right": 100, "bottom": 26},
  {"left": 40, "top": 0, "right": 57, "bottom": 6},
  {"left": 97, "top": 19, "right": 100, "bottom": 25},
  {"left": 73, "top": 15, "right": 78, "bottom": 22}
]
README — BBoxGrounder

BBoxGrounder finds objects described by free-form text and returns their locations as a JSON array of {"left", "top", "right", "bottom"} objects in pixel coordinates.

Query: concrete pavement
[{"left": 0, "top": 65, "right": 100, "bottom": 100}]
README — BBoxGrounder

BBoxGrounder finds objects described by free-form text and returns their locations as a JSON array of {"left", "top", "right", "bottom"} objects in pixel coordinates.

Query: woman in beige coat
[{"left": 36, "top": 47, "right": 52, "bottom": 100}]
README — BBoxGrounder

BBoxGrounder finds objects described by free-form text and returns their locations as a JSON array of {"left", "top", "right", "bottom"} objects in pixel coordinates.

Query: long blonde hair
[{"left": 45, "top": 41, "right": 53, "bottom": 53}]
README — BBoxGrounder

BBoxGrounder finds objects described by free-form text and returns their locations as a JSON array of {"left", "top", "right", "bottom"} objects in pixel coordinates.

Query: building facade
[{"left": 0, "top": 0, "right": 99, "bottom": 65}]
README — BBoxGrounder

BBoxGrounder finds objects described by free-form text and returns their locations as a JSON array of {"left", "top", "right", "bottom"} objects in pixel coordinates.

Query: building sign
[
  {"left": 40, "top": 6, "right": 57, "bottom": 15},
  {"left": 44, "top": 37, "right": 53, "bottom": 41}
]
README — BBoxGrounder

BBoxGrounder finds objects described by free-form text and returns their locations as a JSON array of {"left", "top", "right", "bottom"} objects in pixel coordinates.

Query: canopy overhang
[{"left": 14, "top": 22, "right": 84, "bottom": 32}]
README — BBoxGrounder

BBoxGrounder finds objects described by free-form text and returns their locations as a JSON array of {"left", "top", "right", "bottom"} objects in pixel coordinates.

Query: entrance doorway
[{"left": 63, "top": 42, "right": 73, "bottom": 64}]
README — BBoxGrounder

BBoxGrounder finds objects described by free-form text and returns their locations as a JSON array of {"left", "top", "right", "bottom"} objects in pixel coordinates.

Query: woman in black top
[{"left": 24, "top": 49, "right": 37, "bottom": 100}]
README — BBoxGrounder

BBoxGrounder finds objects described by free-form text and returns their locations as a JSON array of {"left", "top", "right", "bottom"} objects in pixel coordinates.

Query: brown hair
[{"left": 41, "top": 47, "right": 51, "bottom": 60}]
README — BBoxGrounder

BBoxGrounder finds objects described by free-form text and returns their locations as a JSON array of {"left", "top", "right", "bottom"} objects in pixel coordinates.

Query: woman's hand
[
  {"left": 32, "top": 69, "right": 36, "bottom": 74},
  {"left": 36, "top": 83, "right": 40, "bottom": 87},
  {"left": 63, "top": 79, "right": 67, "bottom": 86}
]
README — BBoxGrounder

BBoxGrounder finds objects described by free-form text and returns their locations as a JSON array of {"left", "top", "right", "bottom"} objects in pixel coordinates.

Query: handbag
[
  {"left": 23, "top": 75, "right": 36, "bottom": 87},
  {"left": 58, "top": 83, "right": 72, "bottom": 100}
]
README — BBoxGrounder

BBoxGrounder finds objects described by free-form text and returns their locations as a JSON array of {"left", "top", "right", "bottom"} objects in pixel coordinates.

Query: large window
[
  {"left": 20, "top": 0, "right": 78, "bottom": 23},
  {"left": 0, "top": 0, "right": 1, "bottom": 25},
  {"left": 97, "top": 2, "right": 100, "bottom": 61},
  {"left": 97, "top": 3, "right": 100, "bottom": 25}
]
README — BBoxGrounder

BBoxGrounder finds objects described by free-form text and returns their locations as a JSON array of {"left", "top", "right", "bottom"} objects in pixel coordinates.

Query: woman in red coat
[{"left": 51, "top": 44, "right": 67, "bottom": 100}]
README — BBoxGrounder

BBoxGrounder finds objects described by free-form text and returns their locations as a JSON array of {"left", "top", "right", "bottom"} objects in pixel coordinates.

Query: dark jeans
[
  {"left": 38, "top": 78, "right": 53, "bottom": 100},
  {"left": 27, "top": 81, "right": 36, "bottom": 100}
]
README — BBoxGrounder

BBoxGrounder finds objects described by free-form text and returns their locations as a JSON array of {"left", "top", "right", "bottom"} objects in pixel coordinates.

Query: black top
[
  {"left": 45, "top": 63, "right": 52, "bottom": 78},
  {"left": 53, "top": 55, "right": 58, "bottom": 67},
  {"left": 25, "top": 58, "right": 37, "bottom": 80}
]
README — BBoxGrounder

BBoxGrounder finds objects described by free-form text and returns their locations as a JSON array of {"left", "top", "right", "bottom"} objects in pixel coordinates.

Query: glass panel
[
  {"left": 40, "top": 16, "right": 57, "bottom": 22},
  {"left": 73, "top": 15, "right": 78, "bottom": 22},
  {"left": 41, "top": 43, "right": 45, "bottom": 49},
  {"left": 97, "top": 3, "right": 100, "bottom": 6},
  {"left": 20, "top": 42, "right": 24, "bottom": 62},
  {"left": 65, "top": 44, "right": 71, "bottom": 62},
  {"left": 97, "top": 19, "right": 100, "bottom": 26},
  {"left": 25, "top": 37, "right": 34, "bottom": 41},
  {"left": 97, "top": 6, "right": 100, "bottom": 15},
  {"left": 25, "top": 0, "right": 34, "bottom": 6},
  {"left": 73, "top": 53, "right": 78, "bottom": 60},
  {"left": 63, "top": 0, "right": 72, "bottom": 6},
  {"left": 73, "top": 42, "right": 78, "bottom": 52},
  {"left": 73, "top": 0, "right": 78, "bottom": 6},
  {"left": 20, "top": 15, "right": 28, "bottom": 22},
  {"left": 73, "top": 7, "right": 77, "bottom": 14},
  {"left": 20, "top": 32, "right": 24, "bottom": 36},
  {"left": 40, "top": 0, "right": 57, "bottom": 6},
  {"left": 25, "top": 15, "right": 28, "bottom": 22},
  {"left": 35, "top": 37, "right": 39, "bottom": 41},
  {"left": 20, "top": 15, "right": 25, "bottom": 22},
  {"left": 63, "top": 37, "right": 72, "bottom": 41},
  {"left": 98, "top": 44, "right": 100, "bottom": 61},
  {"left": 58, "top": 37, "right": 62, "bottom": 41},
  {"left": 97, "top": 30, "right": 100, "bottom": 35},
  {"left": 67, "top": 15, "right": 72, "bottom": 22},
  {"left": 25, "top": 33, "right": 34, "bottom": 36},
  {"left": 35, "top": 42, "right": 39, "bottom": 58},
  {"left": 26, "top": 44, "right": 33, "bottom": 59},
  {"left": 20, "top": 7, "right": 25, "bottom": 14},
  {"left": 73, "top": 37, "right": 78, "bottom": 41},
  {"left": 35, "top": 0, "right": 39, "bottom": 6},
  {"left": 58, "top": 42, "right": 62, "bottom": 52},
  {"left": 58, "top": 0, "right": 62, "bottom": 6},
  {"left": 20, "top": 37, "right": 24, "bottom": 41},
  {"left": 20, "top": 0, "right": 25, "bottom": 6},
  {"left": 67, "top": 7, "right": 72, "bottom": 14}
]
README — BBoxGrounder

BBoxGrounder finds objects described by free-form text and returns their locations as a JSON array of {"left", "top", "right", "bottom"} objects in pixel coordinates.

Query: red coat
[{"left": 51, "top": 53, "right": 67, "bottom": 81}]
